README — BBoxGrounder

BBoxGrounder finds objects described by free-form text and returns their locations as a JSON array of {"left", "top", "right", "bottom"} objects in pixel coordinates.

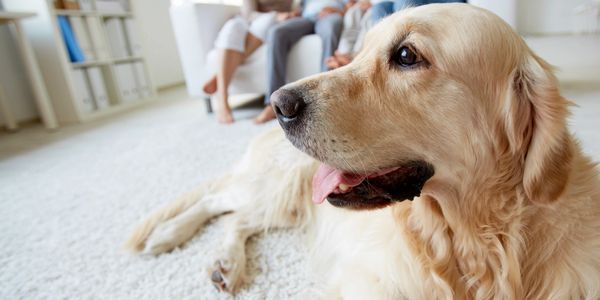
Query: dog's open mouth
[{"left": 312, "top": 161, "right": 434, "bottom": 210}]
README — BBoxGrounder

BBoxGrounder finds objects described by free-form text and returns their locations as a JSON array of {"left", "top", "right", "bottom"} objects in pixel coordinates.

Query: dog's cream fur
[{"left": 126, "top": 4, "right": 600, "bottom": 299}]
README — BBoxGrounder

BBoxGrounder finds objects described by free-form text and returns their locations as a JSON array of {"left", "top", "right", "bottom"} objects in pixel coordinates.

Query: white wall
[
  {"left": 0, "top": 2, "right": 38, "bottom": 125},
  {"left": 517, "top": 0, "right": 589, "bottom": 35},
  {"left": 469, "top": 0, "right": 516, "bottom": 28},
  {"left": 470, "top": 0, "right": 591, "bottom": 35},
  {"left": 132, "top": 0, "right": 185, "bottom": 88}
]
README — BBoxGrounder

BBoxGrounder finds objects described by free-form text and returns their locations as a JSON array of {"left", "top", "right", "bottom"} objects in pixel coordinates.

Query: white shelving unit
[{"left": 3, "top": 0, "right": 156, "bottom": 124}]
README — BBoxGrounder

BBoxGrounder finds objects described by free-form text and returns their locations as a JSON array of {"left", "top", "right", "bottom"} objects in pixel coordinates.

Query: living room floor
[{"left": 0, "top": 35, "right": 599, "bottom": 299}]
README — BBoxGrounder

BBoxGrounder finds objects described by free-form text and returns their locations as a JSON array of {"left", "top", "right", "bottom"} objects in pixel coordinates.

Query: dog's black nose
[{"left": 270, "top": 89, "right": 305, "bottom": 123}]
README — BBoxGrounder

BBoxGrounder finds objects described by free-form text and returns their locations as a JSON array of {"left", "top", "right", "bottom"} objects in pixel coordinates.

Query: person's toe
[
  {"left": 217, "top": 110, "right": 235, "bottom": 124},
  {"left": 254, "top": 107, "right": 276, "bottom": 124},
  {"left": 202, "top": 77, "right": 217, "bottom": 94}
]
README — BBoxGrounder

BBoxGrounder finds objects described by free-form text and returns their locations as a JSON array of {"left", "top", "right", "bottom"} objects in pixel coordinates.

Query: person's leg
[
  {"left": 352, "top": 9, "right": 373, "bottom": 54},
  {"left": 205, "top": 18, "right": 248, "bottom": 123},
  {"left": 255, "top": 17, "right": 314, "bottom": 124},
  {"left": 370, "top": 1, "right": 394, "bottom": 24},
  {"left": 394, "top": 0, "right": 411, "bottom": 11},
  {"left": 315, "top": 13, "right": 343, "bottom": 72},
  {"left": 216, "top": 33, "right": 265, "bottom": 123},
  {"left": 215, "top": 49, "right": 243, "bottom": 124},
  {"left": 336, "top": 6, "right": 364, "bottom": 55},
  {"left": 203, "top": 18, "right": 245, "bottom": 96},
  {"left": 203, "top": 15, "right": 272, "bottom": 96},
  {"left": 242, "top": 33, "right": 264, "bottom": 60},
  {"left": 327, "top": 6, "right": 357, "bottom": 70},
  {"left": 395, "top": 0, "right": 450, "bottom": 11}
]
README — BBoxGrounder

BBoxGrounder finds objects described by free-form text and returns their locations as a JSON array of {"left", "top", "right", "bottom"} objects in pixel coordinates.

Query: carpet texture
[
  {"left": 1, "top": 80, "right": 599, "bottom": 299},
  {"left": 0, "top": 101, "right": 315, "bottom": 300}
]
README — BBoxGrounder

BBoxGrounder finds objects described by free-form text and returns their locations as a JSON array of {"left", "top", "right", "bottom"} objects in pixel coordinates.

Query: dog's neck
[{"left": 399, "top": 139, "right": 600, "bottom": 299}]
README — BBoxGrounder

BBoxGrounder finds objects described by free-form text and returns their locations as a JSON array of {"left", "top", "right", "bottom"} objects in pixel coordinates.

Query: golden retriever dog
[{"left": 126, "top": 3, "right": 600, "bottom": 299}]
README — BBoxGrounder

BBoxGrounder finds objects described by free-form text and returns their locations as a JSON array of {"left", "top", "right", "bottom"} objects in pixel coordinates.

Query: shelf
[
  {"left": 6, "top": 0, "right": 155, "bottom": 125},
  {"left": 99, "top": 12, "right": 134, "bottom": 18},
  {"left": 54, "top": 10, "right": 133, "bottom": 18},
  {"left": 0, "top": 11, "right": 37, "bottom": 20},
  {"left": 71, "top": 60, "right": 111, "bottom": 68},
  {"left": 70, "top": 57, "right": 144, "bottom": 68},
  {"left": 55, "top": 9, "right": 96, "bottom": 16},
  {"left": 80, "top": 96, "right": 156, "bottom": 122},
  {"left": 112, "top": 56, "right": 144, "bottom": 64}
]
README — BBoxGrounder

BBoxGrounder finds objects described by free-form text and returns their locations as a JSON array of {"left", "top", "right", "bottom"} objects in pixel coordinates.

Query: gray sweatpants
[{"left": 264, "top": 14, "right": 343, "bottom": 104}]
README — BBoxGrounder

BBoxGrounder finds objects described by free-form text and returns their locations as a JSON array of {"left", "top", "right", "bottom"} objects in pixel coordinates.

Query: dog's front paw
[{"left": 208, "top": 254, "right": 246, "bottom": 293}]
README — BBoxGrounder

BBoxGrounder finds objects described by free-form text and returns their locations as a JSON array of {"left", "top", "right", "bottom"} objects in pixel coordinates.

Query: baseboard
[{"left": 156, "top": 81, "right": 186, "bottom": 92}]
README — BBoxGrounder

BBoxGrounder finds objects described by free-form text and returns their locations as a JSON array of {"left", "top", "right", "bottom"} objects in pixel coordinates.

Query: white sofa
[{"left": 170, "top": 2, "right": 323, "bottom": 112}]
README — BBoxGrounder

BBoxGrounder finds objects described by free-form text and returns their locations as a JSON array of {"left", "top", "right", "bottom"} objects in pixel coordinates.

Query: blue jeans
[
  {"left": 264, "top": 14, "right": 343, "bottom": 104},
  {"left": 371, "top": 0, "right": 466, "bottom": 23}
]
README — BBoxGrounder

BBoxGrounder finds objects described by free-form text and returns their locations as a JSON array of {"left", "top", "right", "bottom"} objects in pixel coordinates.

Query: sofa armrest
[{"left": 170, "top": 2, "right": 240, "bottom": 97}]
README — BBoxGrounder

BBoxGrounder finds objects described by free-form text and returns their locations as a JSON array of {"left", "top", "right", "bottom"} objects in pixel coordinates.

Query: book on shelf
[
  {"left": 114, "top": 63, "right": 138, "bottom": 102},
  {"left": 133, "top": 62, "right": 152, "bottom": 98},
  {"left": 104, "top": 18, "right": 129, "bottom": 59},
  {"left": 55, "top": 0, "right": 80, "bottom": 10},
  {"left": 86, "top": 18, "right": 111, "bottom": 60},
  {"left": 69, "top": 16, "right": 96, "bottom": 61},
  {"left": 87, "top": 67, "right": 110, "bottom": 109},
  {"left": 123, "top": 19, "right": 142, "bottom": 57},
  {"left": 71, "top": 69, "right": 96, "bottom": 113},
  {"left": 57, "top": 15, "right": 85, "bottom": 63}
]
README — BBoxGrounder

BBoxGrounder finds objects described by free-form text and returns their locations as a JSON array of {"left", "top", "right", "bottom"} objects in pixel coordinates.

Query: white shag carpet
[
  {"left": 0, "top": 97, "right": 315, "bottom": 299},
  {"left": 1, "top": 35, "right": 599, "bottom": 299}
]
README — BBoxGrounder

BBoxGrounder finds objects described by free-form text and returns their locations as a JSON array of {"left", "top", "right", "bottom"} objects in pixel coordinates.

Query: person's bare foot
[
  {"left": 326, "top": 53, "right": 353, "bottom": 70},
  {"left": 254, "top": 106, "right": 276, "bottom": 124},
  {"left": 202, "top": 76, "right": 217, "bottom": 95},
  {"left": 326, "top": 56, "right": 341, "bottom": 70},
  {"left": 217, "top": 107, "right": 234, "bottom": 124},
  {"left": 336, "top": 53, "right": 352, "bottom": 67}
]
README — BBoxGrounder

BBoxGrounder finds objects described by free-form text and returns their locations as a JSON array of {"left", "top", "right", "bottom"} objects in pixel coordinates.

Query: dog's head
[{"left": 272, "top": 4, "right": 572, "bottom": 210}]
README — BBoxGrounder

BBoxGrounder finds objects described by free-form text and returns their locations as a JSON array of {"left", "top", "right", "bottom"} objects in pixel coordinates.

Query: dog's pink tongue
[{"left": 312, "top": 164, "right": 366, "bottom": 204}]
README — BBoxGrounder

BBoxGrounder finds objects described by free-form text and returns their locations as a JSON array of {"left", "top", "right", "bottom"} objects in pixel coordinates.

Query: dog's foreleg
[
  {"left": 124, "top": 182, "right": 214, "bottom": 252},
  {"left": 208, "top": 210, "right": 266, "bottom": 293},
  {"left": 125, "top": 175, "right": 239, "bottom": 254},
  {"left": 141, "top": 190, "right": 240, "bottom": 255}
]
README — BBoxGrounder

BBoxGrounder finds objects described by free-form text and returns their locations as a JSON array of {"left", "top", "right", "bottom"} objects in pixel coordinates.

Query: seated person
[
  {"left": 325, "top": 0, "right": 383, "bottom": 69},
  {"left": 371, "top": 0, "right": 466, "bottom": 23},
  {"left": 254, "top": 0, "right": 348, "bottom": 124},
  {"left": 327, "top": 0, "right": 466, "bottom": 70},
  {"left": 202, "top": 0, "right": 297, "bottom": 124}
]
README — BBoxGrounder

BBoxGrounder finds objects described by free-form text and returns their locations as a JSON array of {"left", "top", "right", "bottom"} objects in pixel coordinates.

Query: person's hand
[
  {"left": 318, "top": 6, "right": 342, "bottom": 18},
  {"left": 345, "top": 0, "right": 357, "bottom": 10},
  {"left": 358, "top": 0, "right": 372, "bottom": 11},
  {"left": 277, "top": 10, "right": 300, "bottom": 21},
  {"left": 276, "top": 12, "right": 291, "bottom": 21}
]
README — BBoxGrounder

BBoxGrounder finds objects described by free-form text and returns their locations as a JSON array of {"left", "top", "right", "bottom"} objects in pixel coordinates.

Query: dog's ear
[{"left": 505, "top": 53, "right": 573, "bottom": 204}]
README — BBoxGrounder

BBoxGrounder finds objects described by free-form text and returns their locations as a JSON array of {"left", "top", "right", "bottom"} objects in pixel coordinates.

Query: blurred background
[
  {"left": 0, "top": 0, "right": 599, "bottom": 299},
  {"left": 0, "top": 0, "right": 598, "bottom": 132}
]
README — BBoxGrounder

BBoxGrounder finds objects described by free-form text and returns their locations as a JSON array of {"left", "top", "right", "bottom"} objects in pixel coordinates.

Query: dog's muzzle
[{"left": 270, "top": 89, "right": 306, "bottom": 129}]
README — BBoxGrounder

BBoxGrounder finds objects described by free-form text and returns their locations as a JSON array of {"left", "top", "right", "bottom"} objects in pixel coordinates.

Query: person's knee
[
  {"left": 222, "top": 17, "right": 246, "bottom": 34},
  {"left": 316, "top": 15, "right": 343, "bottom": 38},
  {"left": 267, "top": 23, "right": 288, "bottom": 44}
]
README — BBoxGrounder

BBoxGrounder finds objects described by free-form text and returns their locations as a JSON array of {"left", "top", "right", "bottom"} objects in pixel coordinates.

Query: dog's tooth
[{"left": 339, "top": 184, "right": 350, "bottom": 192}]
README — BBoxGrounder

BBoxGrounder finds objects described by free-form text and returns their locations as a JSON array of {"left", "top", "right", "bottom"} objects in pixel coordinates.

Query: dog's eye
[{"left": 393, "top": 46, "right": 422, "bottom": 67}]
